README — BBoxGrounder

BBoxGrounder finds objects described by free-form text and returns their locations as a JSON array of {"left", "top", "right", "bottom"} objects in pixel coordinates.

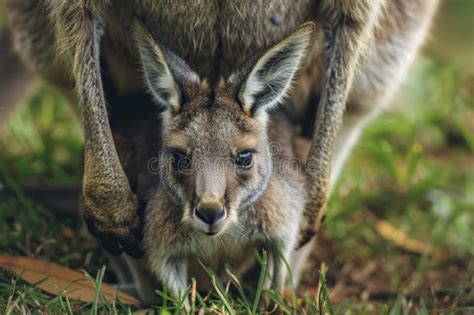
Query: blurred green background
[{"left": 0, "top": 0, "right": 472, "bottom": 313}]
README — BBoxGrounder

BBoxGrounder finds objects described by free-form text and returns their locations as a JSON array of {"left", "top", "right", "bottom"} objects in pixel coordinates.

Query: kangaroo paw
[{"left": 83, "top": 191, "right": 146, "bottom": 258}]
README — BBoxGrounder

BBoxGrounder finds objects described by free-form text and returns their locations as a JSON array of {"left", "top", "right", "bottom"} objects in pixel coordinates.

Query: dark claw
[
  {"left": 101, "top": 236, "right": 123, "bottom": 256},
  {"left": 121, "top": 200, "right": 146, "bottom": 258},
  {"left": 84, "top": 217, "right": 100, "bottom": 238},
  {"left": 122, "top": 241, "right": 144, "bottom": 259},
  {"left": 118, "top": 227, "right": 144, "bottom": 258}
]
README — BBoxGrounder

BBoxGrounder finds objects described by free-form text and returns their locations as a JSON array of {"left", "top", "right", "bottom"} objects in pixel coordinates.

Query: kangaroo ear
[
  {"left": 133, "top": 20, "right": 200, "bottom": 116},
  {"left": 230, "top": 22, "right": 315, "bottom": 117}
]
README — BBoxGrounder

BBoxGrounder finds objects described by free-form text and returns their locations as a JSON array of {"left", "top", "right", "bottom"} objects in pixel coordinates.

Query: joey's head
[{"left": 135, "top": 21, "right": 314, "bottom": 236}]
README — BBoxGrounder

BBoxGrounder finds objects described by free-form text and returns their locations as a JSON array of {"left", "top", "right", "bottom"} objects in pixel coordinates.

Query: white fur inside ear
[
  {"left": 240, "top": 25, "right": 314, "bottom": 116},
  {"left": 136, "top": 31, "right": 181, "bottom": 114}
]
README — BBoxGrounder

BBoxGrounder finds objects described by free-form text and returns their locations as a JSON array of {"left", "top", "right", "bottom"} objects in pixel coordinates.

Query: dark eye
[
  {"left": 235, "top": 150, "right": 254, "bottom": 170},
  {"left": 171, "top": 150, "right": 191, "bottom": 172}
]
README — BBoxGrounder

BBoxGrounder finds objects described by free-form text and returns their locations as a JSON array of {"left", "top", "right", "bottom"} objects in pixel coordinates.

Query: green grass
[{"left": 0, "top": 54, "right": 472, "bottom": 313}]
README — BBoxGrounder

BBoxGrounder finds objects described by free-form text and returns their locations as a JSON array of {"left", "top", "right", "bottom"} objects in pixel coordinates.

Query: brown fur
[{"left": 3, "top": 0, "right": 439, "bottom": 278}]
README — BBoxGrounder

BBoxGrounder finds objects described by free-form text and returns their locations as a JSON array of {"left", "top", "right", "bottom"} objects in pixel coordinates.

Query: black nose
[{"left": 194, "top": 206, "right": 226, "bottom": 225}]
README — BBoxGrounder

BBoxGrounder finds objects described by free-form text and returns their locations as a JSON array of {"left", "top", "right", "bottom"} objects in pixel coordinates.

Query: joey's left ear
[{"left": 229, "top": 22, "right": 315, "bottom": 117}]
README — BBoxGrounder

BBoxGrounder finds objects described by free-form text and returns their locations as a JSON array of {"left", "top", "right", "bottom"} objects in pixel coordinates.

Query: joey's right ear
[{"left": 133, "top": 20, "right": 200, "bottom": 116}]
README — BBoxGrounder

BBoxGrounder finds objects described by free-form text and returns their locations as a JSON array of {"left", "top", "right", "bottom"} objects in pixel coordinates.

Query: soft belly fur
[{"left": 107, "top": 0, "right": 314, "bottom": 78}]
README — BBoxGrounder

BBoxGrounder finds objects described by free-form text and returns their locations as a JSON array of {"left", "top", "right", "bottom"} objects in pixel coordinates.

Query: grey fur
[
  {"left": 134, "top": 25, "right": 312, "bottom": 301},
  {"left": 3, "top": 0, "right": 439, "bottom": 293}
]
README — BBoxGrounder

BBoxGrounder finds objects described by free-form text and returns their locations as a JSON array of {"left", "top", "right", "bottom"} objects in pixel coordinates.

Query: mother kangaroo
[{"left": 3, "top": 0, "right": 438, "bottom": 284}]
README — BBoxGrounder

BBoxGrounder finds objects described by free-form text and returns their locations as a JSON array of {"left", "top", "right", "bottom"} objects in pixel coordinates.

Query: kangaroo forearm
[
  {"left": 304, "top": 26, "right": 359, "bottom": 217},
  {"left": 301, "top": 0, "right": 385, "bottom": 242},
  {"left": 77, "top": 46, "right": 127, "bottom": 189},
  {"left": 53, "top": 5, "right": 137, "bottom": 226},
  {"left": 76, "top": 28, "right": 120, "bottom": 169},
  {"left": 61, "top": 6, "right": 143, "bottom": 257}
]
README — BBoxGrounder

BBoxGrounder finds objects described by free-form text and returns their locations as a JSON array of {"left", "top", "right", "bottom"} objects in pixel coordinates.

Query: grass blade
[
  {"left": 252, "top": 250, "right": 268, "bottom": 314},
  {"left": 91, "top": 266, "right": 106, "bottom": 315}
]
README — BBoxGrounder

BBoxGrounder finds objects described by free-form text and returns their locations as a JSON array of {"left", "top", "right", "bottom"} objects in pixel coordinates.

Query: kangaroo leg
[
  {"left": 262, "top": 239, "right": 294, "bottom": 313},
  {"left": 120, "top": 255, "right": 159, "bottom": 305},
  {"left": 59, "top": 6, "right": 143, "bottom": 257},
  {"left": 270, "top": 244, "right": 292, "bottom": 294},
  {"left": 148, "top": 253, "right": 189, "bottom": 308},
  {"left": 298, "top": 1, "right": 386, "bottom": 246}
]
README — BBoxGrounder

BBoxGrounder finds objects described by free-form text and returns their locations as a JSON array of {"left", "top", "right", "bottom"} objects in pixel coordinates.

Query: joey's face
[
  {"left": 160, "top": 87, "right": 272, "bottom": 235},
  {"left": 134, "top": 19, "right": 314, "bottom": 236}
]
